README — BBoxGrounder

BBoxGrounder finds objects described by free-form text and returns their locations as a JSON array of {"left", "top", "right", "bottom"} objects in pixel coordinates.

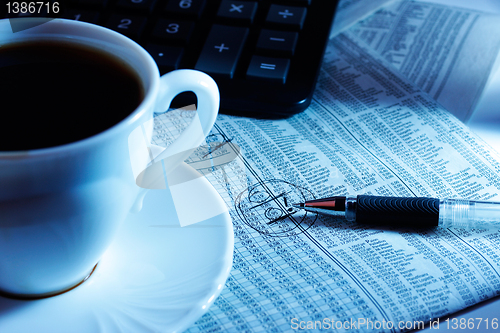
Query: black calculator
[{"left": 4, "top": 0, "right": 339, "bottom": 118}]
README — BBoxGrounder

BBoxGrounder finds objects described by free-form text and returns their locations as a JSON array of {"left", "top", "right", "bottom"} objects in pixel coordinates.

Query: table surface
[{"left": 416, "top": 0, "right": 500, "bottom": 331}]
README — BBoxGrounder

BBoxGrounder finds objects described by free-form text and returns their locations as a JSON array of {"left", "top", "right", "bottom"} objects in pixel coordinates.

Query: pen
[{"left": 292, "top": 195, "right": 500, "bottom": 228}]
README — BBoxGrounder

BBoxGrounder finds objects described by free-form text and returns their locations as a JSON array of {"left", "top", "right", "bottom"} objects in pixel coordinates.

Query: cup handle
[{"left": 152, "top": 69, "right": 220, "bottom": 175}]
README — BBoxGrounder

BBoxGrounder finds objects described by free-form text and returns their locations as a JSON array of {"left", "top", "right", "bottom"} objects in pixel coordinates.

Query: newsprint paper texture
[
  {"left": 149, "top": 4, "right": 500, "bottom": 333},
  {"left": 347, "top": 0, "right": 500, "bottom": 121}
]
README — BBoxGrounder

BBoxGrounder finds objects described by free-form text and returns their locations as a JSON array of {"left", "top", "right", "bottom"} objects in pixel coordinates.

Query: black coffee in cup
[{"left": 0, "top": 41, "right": 144, "bottom": 151}]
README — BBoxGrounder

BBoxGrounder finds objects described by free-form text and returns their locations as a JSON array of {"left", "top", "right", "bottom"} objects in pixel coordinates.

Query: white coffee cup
[{"left": 0, "top": 18, "right": 219, "bottom": 297}]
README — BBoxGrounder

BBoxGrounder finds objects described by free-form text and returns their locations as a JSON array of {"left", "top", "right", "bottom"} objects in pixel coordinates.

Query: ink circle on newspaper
[{"left": 235, "top": 179, "right": 317, "bottom": 237}]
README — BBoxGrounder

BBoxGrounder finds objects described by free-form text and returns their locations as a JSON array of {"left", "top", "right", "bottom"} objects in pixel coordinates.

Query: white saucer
[{"left": 0, "top": 163, "right": 234, "bottom": 333}]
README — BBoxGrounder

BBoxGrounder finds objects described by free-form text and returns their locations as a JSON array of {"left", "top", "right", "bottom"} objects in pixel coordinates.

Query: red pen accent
[
  {"left": 304, "top": 201, "right": 335, "bottom": 208},
  {"left": 303, "top": 196, "right": 346, "bottom": 212}
]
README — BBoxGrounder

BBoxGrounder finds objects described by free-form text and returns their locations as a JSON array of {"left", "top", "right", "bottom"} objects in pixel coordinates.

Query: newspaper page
[
  {"left": 330, "top": 0, "right": 396, "bottom": 38},
  {"left": 147, "top": 29, "right": 500, "bottom": 332},
  {"left": 346, "top": 0, "right": 500, "bottom": 122}
]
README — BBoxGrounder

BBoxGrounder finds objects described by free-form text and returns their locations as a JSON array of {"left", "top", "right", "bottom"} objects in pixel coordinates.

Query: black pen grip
[{"left": 355, "top": 195, "right": 439, "bottom": 227}]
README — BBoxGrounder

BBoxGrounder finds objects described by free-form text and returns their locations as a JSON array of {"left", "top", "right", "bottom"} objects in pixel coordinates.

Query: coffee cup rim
[{"left": 0, "top": 18, "right": 160, "bottom": 158}]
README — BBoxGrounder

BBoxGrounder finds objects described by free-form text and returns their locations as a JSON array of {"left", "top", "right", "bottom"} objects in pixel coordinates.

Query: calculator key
[
  {"left": 195, "top": 25, "right": 249, "bottom": 78},
  {"left": 217, "top": 0, "right": 258, "bottom": 24},
  {"left": 116, "top": 0, "right": 158, "bottom": 14},
  {"left": 146, "top": 44, "right": 184, "bottom": 72},
  {"left": 152, "top": 19, "right": 195, "bottom": 44},
  {"left": 256, "top": 29, "right": 298, "bottom": 56},
  {"left": 106, "top": 14, "right": 147, "bottom": 40},
  {"left": 246, "top": 55, "right": 290, "bottom": 84},
  {"left": 61, "top": 9, "right": 99, "bottom": 24},
  {"left": 165, "top": 0, "right": 206, "bottom": 18},
  {"left": 266, "top": 5, "right": 307, "bottom": 30}
]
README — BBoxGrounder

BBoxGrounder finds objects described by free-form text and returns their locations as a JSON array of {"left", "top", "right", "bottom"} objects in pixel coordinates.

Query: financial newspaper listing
[
  {"left": 149, "top": 2, "right": 500, "bottom": 333},
  {"left": 346, "top": 0, "right": 500, "bottom": 121},
  {"left": 330, "top": 0, "right": 396, "bottom": 38}
]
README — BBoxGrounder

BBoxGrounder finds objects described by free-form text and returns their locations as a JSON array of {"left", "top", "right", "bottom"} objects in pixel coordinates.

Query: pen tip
[{"left": 292, "top": 203, "right": 304, "bottom": 209}]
